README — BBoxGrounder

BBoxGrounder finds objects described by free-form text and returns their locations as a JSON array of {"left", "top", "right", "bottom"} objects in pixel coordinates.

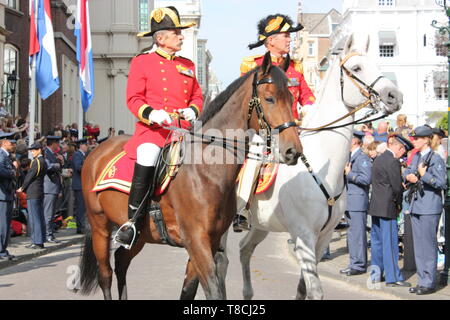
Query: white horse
[{"left": 217, "top": 32, "right": 403, "bottom": 300}]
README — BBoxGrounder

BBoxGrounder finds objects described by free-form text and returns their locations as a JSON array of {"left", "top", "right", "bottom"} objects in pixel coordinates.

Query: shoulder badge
[
  {"left": 240, "top": 54, "right": 262, "bottom": 74},
  {"left": 293, "top": 59, "right": 303, "bottom": 74},
  {"left": 176, "top": 64, "right": 194, "bottom": 77}
]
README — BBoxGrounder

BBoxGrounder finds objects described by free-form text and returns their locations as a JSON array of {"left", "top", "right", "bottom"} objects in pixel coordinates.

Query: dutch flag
[
  {"left": 29, "top": 0, "right": 60, "bottom": 100},
  {"left": 75, "top": 0, "right": 94, "bottom": 112}
]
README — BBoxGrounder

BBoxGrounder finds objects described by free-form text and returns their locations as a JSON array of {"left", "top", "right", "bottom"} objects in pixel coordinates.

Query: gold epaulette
[
  {"left": 178, "top": 55, "right": 193, "bottom": 62},
  {"left": 240, "top": 54, "right": 262, "bottom": 74},
  {"left": 293, "top": 59, "right": 303, "bottom": 74}
]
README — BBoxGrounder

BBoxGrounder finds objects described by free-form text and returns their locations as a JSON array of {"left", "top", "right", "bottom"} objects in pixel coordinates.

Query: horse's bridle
[
  {"left": 247, "top": 71, "right": 297, "bottom": 139},
  {"left": 339, "top": 52, "right": 384, "bottom": 109},
  {"left": 299, "top": 52, "right": 386, "bottom": 132}
]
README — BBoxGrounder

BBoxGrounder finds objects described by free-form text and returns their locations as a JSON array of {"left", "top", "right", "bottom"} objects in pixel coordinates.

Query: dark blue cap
[
  {"left": 353, "top": 131, "right": 365, "bottom": 140},
  {"left": 0, "top": 132, "right": 17, "bottom": 143},
  {"left": 410, "top": 126, "right": 433, "bottom": 138},
  {"left": 28, "top": 142, "right": 42, "bottom": 150},
  {"left": 432, "top": 127, "right": 446, "bottom": 137},
  {"left": 391, "top": 134, "right": 414, "bottom": 152},
  {"left": 46, "top": 135, "right": 62, "bottom": 142},
  {"left": 97, "top": 137, "right": 108, "bottom": 144},
  {"left": 75, "top": 138, "right": 88, "bottom": 145}
]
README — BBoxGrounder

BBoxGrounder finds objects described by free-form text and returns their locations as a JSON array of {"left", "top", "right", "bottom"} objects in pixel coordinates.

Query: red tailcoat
[
  {"left": 240, "top": 54, "right": 315, "bottom": 119},
  {"left": 124, "top": 49, "right": 203, "bottom": 159}
]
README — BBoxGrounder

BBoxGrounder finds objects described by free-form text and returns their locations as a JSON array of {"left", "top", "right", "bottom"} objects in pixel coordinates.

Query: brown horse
[{"left": 77, "top": 52, "right": 303, "bottom": 300}]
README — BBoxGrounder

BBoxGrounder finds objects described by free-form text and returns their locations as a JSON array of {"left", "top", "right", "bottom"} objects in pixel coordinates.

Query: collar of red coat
[{"left": 156, "top": 48, "right": 176, "bottom": 60}]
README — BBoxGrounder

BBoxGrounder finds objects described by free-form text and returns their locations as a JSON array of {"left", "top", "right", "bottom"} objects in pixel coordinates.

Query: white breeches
[
  {"left": 136, "top": 143, "right": 161, "bottom": 167},
  {"left": 236, "top": 134, "right": 265, "bottom": 216}
]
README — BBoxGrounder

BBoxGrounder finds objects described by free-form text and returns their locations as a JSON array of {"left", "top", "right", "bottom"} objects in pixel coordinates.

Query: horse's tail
[{"left": 79, "top": 230, "right": 99, "bottom": 295}]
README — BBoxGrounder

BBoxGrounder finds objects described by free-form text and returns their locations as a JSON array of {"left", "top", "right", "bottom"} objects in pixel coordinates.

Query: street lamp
[
  {"left": 5, "top": 70, "right": 18, "bottom": 115},
  {"left": 432, "top": 0, "right": 450, "bottom": 284}
]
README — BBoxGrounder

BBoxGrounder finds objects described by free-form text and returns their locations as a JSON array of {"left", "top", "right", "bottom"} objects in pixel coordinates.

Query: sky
[{"left": 196, "top": 0, "right": 343, "bottom": 88}]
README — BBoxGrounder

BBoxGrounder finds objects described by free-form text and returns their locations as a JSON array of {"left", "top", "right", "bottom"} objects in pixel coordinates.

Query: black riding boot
[{"left": 115, "top": 163, "right": 155, "bottom": 248}]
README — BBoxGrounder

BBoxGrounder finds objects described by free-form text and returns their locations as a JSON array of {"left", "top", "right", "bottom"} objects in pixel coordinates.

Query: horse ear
[
  {"left": 279, "top": 54, "right": 290, "bottom": 72},
  {"left": 261, "top": 51, "right": 272, "bottom": 76},
  {"left": 344, "top": 34, "right": 354, "bottom": 54}
]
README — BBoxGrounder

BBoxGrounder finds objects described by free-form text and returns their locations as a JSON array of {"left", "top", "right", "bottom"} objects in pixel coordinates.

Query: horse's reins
[
  {"left": 298, "top": 52, "right": 385, "bottom": 132},
  {"left": 161, "top": 70, "right": 298, "bottom": 162},
  {"left": 298, "top": 52, "right": 386, "bottom": 232}
]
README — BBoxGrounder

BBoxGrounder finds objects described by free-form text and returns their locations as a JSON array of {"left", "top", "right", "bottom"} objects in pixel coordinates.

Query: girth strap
[{"left": 299, "top": 153, "right": 343, "bottom": 231}]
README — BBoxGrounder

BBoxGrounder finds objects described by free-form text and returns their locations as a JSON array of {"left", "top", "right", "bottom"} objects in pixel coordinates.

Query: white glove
[
  {"left": 148, "top": 109, "right": 172, "bottom": 125},
  {"left": 179, "top": 107, "right": 197, "bottom": 121}
]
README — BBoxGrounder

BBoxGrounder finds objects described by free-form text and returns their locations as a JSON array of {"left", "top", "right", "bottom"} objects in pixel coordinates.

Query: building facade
[
  {"left": 294, "top": 8, "right": 342, "bottom": 93},
  {"left": 197, "top": 38, "right": 212, "bottom": 102},
  {"left": 86, "top": 0, "right": 154, "bottom": 136},
  {"left": 331, "top": 0, "right": 447, "bottom": 126},
  {"left": 4, "top": 0, "right": 79, "bottom": 136}
]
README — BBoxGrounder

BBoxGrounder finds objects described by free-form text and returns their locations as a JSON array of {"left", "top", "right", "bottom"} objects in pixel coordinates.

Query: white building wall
[
  {"left": 331, "top": 1, "right": 447, "bottom": 126},
  {"left": 88, "top": 0, "right": 154, "bottom": 137}
]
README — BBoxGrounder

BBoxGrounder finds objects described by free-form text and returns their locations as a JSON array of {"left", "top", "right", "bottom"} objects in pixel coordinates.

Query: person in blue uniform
[
  {"left": 18, "top": 142, "right": 47, "bottom": 249},
  {"left": 404, "top": 125, "right": 447, "bottom": 295},
  {"left": 340, "top": 131, "right": 372, "bottom": 276},
  {"left": 369, "top": 134, "right": 413, "bottom": 287},
  {"left": 44, "top": 136, "right": 63, "bottom": 243},
  {"left": 71, "top": 139, "right": 88, "bottom": 234},
  {"left": 0, "top": 132, "right": 18, "bottom": 260}
]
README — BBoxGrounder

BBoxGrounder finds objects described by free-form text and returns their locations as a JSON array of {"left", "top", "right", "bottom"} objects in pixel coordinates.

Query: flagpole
[
  {"left": 29, "top": 55, "right": 36, "bottom": 148},
  {"left": 78, "top": 97, "right": 83, "bottom": 140}
]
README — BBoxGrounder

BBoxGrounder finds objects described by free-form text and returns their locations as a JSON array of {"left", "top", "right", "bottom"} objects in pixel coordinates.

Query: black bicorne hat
[
  {"left": 137, "top": 6, "right": 196, "bottom": 37},
  {"left": 248, "top": 14, "right": 304, "bottom": 50}
]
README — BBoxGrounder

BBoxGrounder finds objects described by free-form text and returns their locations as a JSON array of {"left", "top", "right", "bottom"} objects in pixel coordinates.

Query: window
[
  {"left": 6, "top": 0, "right": 19, "bottom": 10},
  {"left": 308, "top": 42, "right": 314, "bottom": 56},
  {"left": 379, "top": 31, "right": 396, "bottom": 57},
  {"left": 379, "top": 45, "right": 394, "bottom": 57},
  {"left": 435, "top": 31, "right": 448, "bottom": 57},
  {"left": 378, "top": 0, "right": 394, "bottom": 6},
  {"left": 433, "top": 71, "right": 448, "bottom": 100},
  {"left": 3, "top": 45, "right": 19, "bottom": 117},
  {"left": 138, "top": 0, "right": 149, "bottom": 32}
]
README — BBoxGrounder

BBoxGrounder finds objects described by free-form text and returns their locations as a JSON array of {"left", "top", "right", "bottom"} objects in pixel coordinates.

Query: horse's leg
[
  {"left": 239, "top": 227, "right": 269, "bottom": 300},
  {"left": 180, "top": 259, "right": 200, "bottom": 300},
  {"left": 185, "top": 234, "right": 224, "bottom": 300},
  {"left": 90, "top": 218, "right": 113, "bottom": 300},
  {"left": 295, "top": 270, "right": 307, "bottom": 300},
  {"left": 114, "top": 236, "right": 146, "bottom": 300},
  {"left": 294, "top": 235, "right": 324, "bottom": 300},
  {"left": 214, "top": 229, "right": 229, "bottom": 299}
]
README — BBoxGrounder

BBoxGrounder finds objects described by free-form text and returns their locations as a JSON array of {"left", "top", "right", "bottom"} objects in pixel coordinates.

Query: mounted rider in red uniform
[
  {"left": 234, "top": 14, "right": 315, "bottom": 232},
  {"left": 115, "top": 6, "right": 203, "bottom": 248}
]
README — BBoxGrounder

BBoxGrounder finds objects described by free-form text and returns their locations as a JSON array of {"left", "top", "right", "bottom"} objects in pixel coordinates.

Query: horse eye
[
  {"left": 265, "top": 97, "right": 275, "bottom": 104},
  {"left": 352, "top": 66, "right": 361, "bottom": 73}
]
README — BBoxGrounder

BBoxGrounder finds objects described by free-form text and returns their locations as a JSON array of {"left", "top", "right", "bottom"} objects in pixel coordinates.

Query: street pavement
[{"left": 0, "top": 226, "right": 449, "bottom": 300}]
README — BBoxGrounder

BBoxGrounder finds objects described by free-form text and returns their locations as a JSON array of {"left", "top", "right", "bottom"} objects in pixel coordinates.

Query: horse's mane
[{"left": 198, "top": 66, "right": 289, "bottom": 125}]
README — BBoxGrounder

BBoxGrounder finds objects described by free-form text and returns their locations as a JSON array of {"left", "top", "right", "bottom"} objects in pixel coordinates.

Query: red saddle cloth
[
  {"left": 237, "top": 161, "right": 279, "bottom": 195},
  {"left": 91, "top": 147, "right": 180, "bottom": 196}
]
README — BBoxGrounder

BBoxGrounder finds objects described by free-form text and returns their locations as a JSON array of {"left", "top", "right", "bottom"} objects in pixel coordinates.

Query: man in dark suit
[
  {"left": 17, "top": 142, "right": 47, "bottom": 249},
  {"left": 71, "top": 139, "right": 87, "bottom": 234},
  {"left": 340, "top": 131, "right": 372, "bottom": 276},
  {"left": 369, "top": 134, "right": 413, "bottom": 287},
  {"left": 0, "top": 132, "right": 18, "bottom": 260},
  {"left": 44, "top": 136, "right": 63, "bottom": 243}
]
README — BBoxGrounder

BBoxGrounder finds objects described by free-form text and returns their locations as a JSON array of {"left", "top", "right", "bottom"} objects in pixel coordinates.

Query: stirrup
[
  {"left": 233, "top": 209, "right": 251, "bottom": 232},
  {"left": 113, "top": 221, "right": 137, "bottom": 250}
]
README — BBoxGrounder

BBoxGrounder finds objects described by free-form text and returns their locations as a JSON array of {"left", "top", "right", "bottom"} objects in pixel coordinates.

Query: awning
[
  {"left": 379, "top": 31, "right": 397, "bottom": 46},
  {"left": 382, "top": 72, "right": 397, "bottom": 86}
]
